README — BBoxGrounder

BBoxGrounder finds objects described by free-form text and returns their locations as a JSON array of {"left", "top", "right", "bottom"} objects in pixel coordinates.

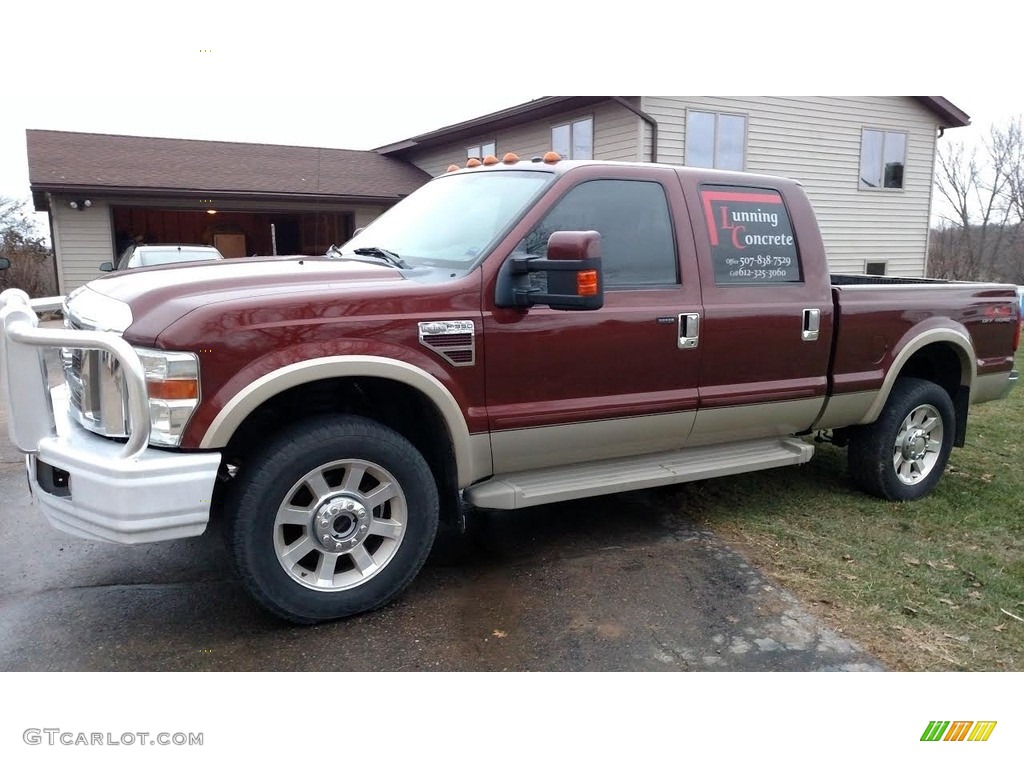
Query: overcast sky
[{"left": 2, "top": 1, "right": 1019, "bottom": 232}]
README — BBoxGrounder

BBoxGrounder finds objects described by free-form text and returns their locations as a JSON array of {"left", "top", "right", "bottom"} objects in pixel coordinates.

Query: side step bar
[{"left": 465, "top": 436, "right": 814, "bottom": 510}]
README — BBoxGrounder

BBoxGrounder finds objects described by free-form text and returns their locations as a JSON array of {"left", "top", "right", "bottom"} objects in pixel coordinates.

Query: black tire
[
  {"left": 225, "top": 414, "right": 439, "bottom": 624},
  {"left": 848, "top": 377, "right": 955, "bottom": 501}
]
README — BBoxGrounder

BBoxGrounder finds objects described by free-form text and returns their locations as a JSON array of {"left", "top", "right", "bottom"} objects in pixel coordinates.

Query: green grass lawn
[{"left": 680, "top": 352, "right": 1023, "bottom": 671}]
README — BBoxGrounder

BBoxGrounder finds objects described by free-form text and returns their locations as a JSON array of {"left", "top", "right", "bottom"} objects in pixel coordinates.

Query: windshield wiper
[{"left": 352, "top": 246, "right": 408, "bottom": 269}]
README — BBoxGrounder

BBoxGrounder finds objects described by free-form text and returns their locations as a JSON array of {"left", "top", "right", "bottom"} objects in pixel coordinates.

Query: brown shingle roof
[{"left": 26, "top": 130, "right": 431, "bottom": 206}]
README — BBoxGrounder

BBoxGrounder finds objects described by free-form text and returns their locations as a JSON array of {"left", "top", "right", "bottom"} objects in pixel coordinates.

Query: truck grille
[{"left": 62, "top": 314, "right": 130, "bottom": 438}]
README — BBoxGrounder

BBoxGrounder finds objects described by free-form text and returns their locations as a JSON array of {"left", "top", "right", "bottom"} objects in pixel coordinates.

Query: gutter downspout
[{"left": 612, "top": 97, "right": 659, "bottom": 163}]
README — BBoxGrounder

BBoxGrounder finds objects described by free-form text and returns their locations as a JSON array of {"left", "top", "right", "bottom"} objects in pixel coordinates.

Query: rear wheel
[
  {"left": 848, "top": 377, "right": 955, "bottom": 501},
  {"left": 226, "top": 415, "right": 439, "bottom": 623}
]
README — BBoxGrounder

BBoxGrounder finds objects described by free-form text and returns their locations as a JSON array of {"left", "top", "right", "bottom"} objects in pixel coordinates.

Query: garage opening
[{"left": 111, "top": 207, "right": 354, "bottom": 259}]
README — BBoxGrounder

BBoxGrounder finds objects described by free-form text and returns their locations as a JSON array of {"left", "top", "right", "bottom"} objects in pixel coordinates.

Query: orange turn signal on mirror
[
  {"left": 147, "top": 379, "right": 198, "bottom": 400},
  {"left": 577, "top": 270, "right": 598, "bottom": 296}
]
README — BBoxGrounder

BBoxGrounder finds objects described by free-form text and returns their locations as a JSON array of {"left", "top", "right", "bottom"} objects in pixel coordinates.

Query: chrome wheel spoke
[
  {"left": 919, "top": 415, "right": 938, "bottom": 432},
  {"left": 279, "top": 504, "right": 313, "bottom": 526},
  {"left": 305, "top": 472, "right": 333, "bottom": 503},
  {"left": 349, "top": 544, "right": 376, "bottom": 575},
  {"left": 281, "top": 535, "right": 314, "bottom": 567},
  {"left": 363, "top": 482, "right": 397, "bottom": 510},
  {"left": 315, "top": 553, "right": 340, "bottom": 586},
  {"left": 368, "top": 517, "right": 403, "bottom": 540},
  {"left": 342, "top": 462, "right": 368, "bottom": 493},
  {"left": 926, "top": 439, "right": 941, "bottom": 453}
]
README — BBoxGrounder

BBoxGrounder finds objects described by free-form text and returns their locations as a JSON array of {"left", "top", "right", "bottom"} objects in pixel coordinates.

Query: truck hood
[{"left": 83, "top": 256, "right": 404, "bottom": 341}]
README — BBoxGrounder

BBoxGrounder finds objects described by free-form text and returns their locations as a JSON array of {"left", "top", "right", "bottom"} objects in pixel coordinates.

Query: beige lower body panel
[
  {"left": 812, "top": 391, "right": 878, "bottom": 431},
  {"left": 489, "top": 410, "right": 696, "bottom": 475},
  {"left": 466, "top": 436, "right": 814, "bottom": 510},
  {"left": 686, "top": 397, "right": 825, "bottom": 447},
  {"left": 971, "top": 370, "right": 1015, "bottom": 404}
]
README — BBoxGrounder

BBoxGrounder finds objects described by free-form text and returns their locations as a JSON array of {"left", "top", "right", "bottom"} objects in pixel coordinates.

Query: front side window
[
  {"left": 519, "top": 179, "right": 677, "bottom": 288},
  {"left": 859, "top": 129, "right": 906, "bottom": 189},
  {"left": 551, "top": 117, "right": 593, "bottom": 160},
  {"left": 686, "top": 111, "right": 746, "bottom": 171},
  {"left": 467, "top": 141, "right": 496, "bottom": 160},
  {"left": 341, "top": 170, "right": 553, "bottom": 268},
  {"left": 699, "top": 184, "right": 802, "bottom": 285}
]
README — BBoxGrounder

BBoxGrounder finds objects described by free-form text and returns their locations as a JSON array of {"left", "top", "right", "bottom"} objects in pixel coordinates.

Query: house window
[
  {"left": 551, "top": 117, "right": 593, "bottom": 160},
  {"left": 686, "top": 111, "right": 746, "bottom": 171},
  {"left": 859, "top": 129, "right": 906, "bottom": 189},
  {"left": 467, "top": 141, "right": 496, "bottom": 160},
  {"left": 864, "top": 261, "right": 887, "bottom": 276}
]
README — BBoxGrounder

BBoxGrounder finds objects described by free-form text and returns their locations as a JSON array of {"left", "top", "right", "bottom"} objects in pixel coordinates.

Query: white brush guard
[{"left": 0, "top": 288, "right": 220, "bottom": 544}]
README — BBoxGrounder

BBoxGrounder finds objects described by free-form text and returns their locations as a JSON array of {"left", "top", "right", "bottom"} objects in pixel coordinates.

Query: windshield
[
  {"left": 337, "top": 170, "right": 554, "bottom": 268},
  {"left": 137, "top": 249, "right": 222, "bottom": 267}
]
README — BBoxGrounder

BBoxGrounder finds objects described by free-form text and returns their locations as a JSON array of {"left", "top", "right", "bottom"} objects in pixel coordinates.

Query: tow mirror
[
  {"left": 497, "top": 230, "right": 603, "bottom": 311},
  {"left": 99, "top": 261, "right": 114, "bottom": 272},
  {"left": 0, "top": 257, "right": 10, "bottom": 270}
]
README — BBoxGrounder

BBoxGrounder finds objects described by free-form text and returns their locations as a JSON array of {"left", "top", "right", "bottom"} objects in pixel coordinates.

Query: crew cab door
[
  {"left": 681, "top": 178, "right": 834, "bottom": 444},
  {"left": 482, "top": 166, "right": 702, "bottom": 474}
]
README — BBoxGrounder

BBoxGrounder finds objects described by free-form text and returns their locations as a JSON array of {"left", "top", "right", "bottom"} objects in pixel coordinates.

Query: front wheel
[
  {"left": 225, "top": 415, "right": 439, "bottom": 623},
  {"left": 848, "top": 377, "right": 955, "bottom": 501}
]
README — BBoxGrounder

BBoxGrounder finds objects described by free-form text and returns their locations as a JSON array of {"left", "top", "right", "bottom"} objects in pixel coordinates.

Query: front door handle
[
  {"left": 802, "top": 308, "right": 820, "bottom": 342},
  {"left": 678, "top": 313, "right": 700, "bottom": 349}
]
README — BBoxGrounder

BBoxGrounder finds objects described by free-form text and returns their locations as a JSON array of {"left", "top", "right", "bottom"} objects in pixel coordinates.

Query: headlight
[{"left": 134, "top": 347, "right": 201, "bottom": 447}]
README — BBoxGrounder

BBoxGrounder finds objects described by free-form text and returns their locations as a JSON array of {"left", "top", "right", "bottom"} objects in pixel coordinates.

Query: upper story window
[
  {"left": 686, "top": 111, "right": 746, "bottom": 171},
  {"left": 467, "top": 141, "right": 496, "bottom": 160},
  {"left": 859, "top": 129, "right": 906, "bottom": 189},
  {"left": 519, "top": 179, "right": 678, "bottom": 289},
  {"left": 551, "top": 117, "right": 593, "bottom": 160}
]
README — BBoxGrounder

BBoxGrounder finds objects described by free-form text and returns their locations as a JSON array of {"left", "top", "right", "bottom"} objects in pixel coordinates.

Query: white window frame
[
  {"left": 864, "top": 260, "right": 888, "bottom": 276},
  {"left": 551, "top": 116, "right": 594, "bottom": 160},
  {"left": 858, "top": 128, "right": 907, "bottom": 191},
  {"left": 685, "top": 109, "right": 748, "bottom": 171},
  {"left": 467, "top": 140, "right": 496, "bottom": 160}
]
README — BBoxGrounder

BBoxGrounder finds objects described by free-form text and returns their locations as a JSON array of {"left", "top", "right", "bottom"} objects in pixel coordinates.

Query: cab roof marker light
[
  {"left": 466, "top": 158, "right": 482, "bottom": 168},
  {"left": 482, "top": 155, "right": 499, "bottom": 166},
  {"left": 446, "top": 164, "right": 460, "bottom": 173},
  {"left": 543, "top": 151, "right": 561, "bottom": 163},
  {"left": 502, "top": 152, "right": 519, "bottom": 164}
]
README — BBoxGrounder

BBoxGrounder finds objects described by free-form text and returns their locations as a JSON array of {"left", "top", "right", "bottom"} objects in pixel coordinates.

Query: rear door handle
[
  {"left": 678, "top": 313, "right": 700, "bottom": 349},
  {"left": 802, "top": 308, "right": 820, "bottom": 341}
]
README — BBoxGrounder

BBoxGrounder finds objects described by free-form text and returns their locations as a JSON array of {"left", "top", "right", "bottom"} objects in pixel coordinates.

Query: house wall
[
  {"left": 49, "top": 195, "right": 115, "bottom": 293},
  {"left": 405, "top": 98, "right": 644, "bottom": 177},
  {"left": 640, "top": 96, "right": 940, "bottom": 276}
]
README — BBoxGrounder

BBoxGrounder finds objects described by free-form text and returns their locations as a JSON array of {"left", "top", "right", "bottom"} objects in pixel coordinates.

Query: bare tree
[
  {"left": 0, "top": 197, "right": 56, "bottom": 297},
  {"left": 929, "top": 117, "right": 1024, "bottom": 282}
]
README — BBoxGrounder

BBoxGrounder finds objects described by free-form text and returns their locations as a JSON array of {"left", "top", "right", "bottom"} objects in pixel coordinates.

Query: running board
[{"left": 465, "top": 437, "right": 814, "bottom": 510}]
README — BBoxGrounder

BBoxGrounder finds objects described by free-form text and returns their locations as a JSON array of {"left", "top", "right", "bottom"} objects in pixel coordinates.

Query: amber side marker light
[
  {"left": 577, "top": 270, "right": 598, "bottom": 296},
  {"left": 543, "top": 151, "right": 561, "bottom": 163},
  {"left": 446, "top": 164, "right": 460, "bottom": 173},
  {"left": 148, "top": 380, "right": 199, "bottom": 400},
  {"left": 466, "top": 158, "right": 482, "bottom": 168},
  {"left": 502, "top": 152, "right": 519, "bottom": 164}
]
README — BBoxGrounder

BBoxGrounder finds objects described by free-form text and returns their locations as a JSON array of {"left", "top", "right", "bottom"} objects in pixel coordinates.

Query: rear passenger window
[
  {"left": 520, "top": 179, "right": 678, "bottom": 288},
  {"left": 699, "top": 185, "right": 802, "bottom": 284}
]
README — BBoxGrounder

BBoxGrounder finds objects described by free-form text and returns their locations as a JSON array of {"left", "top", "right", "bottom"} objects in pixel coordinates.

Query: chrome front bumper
[{"left": 1, "top": 289, "right": 220, "bottom": 544}]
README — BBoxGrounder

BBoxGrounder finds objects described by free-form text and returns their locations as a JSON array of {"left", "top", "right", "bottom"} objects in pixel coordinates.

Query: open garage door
[{"left": 111, "top": 207, "right": 354, "bottom": 258}]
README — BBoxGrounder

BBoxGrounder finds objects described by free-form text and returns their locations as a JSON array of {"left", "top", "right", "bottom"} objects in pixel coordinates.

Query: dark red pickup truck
[{"left": 1, "top": 155, "right": 1019, "bottom": 622}]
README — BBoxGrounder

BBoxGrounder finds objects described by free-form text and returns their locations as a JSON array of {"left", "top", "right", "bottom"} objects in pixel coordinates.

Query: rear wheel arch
[{"left": 861, "top": 330, "right": 975, "bottom": 426}]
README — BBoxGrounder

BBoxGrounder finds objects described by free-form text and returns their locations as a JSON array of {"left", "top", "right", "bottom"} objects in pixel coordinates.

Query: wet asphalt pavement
[{"left": 0, "top": 394, "right": 883, "bottom": 672}]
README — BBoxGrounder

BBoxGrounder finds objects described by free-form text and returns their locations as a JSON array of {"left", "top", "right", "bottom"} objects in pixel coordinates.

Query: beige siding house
[
  {"left": 27, "top": 97, "right": 968, "bottom": 291},
  {"left": 376, "top": 96, "right": 969, "bottom": 277}
]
